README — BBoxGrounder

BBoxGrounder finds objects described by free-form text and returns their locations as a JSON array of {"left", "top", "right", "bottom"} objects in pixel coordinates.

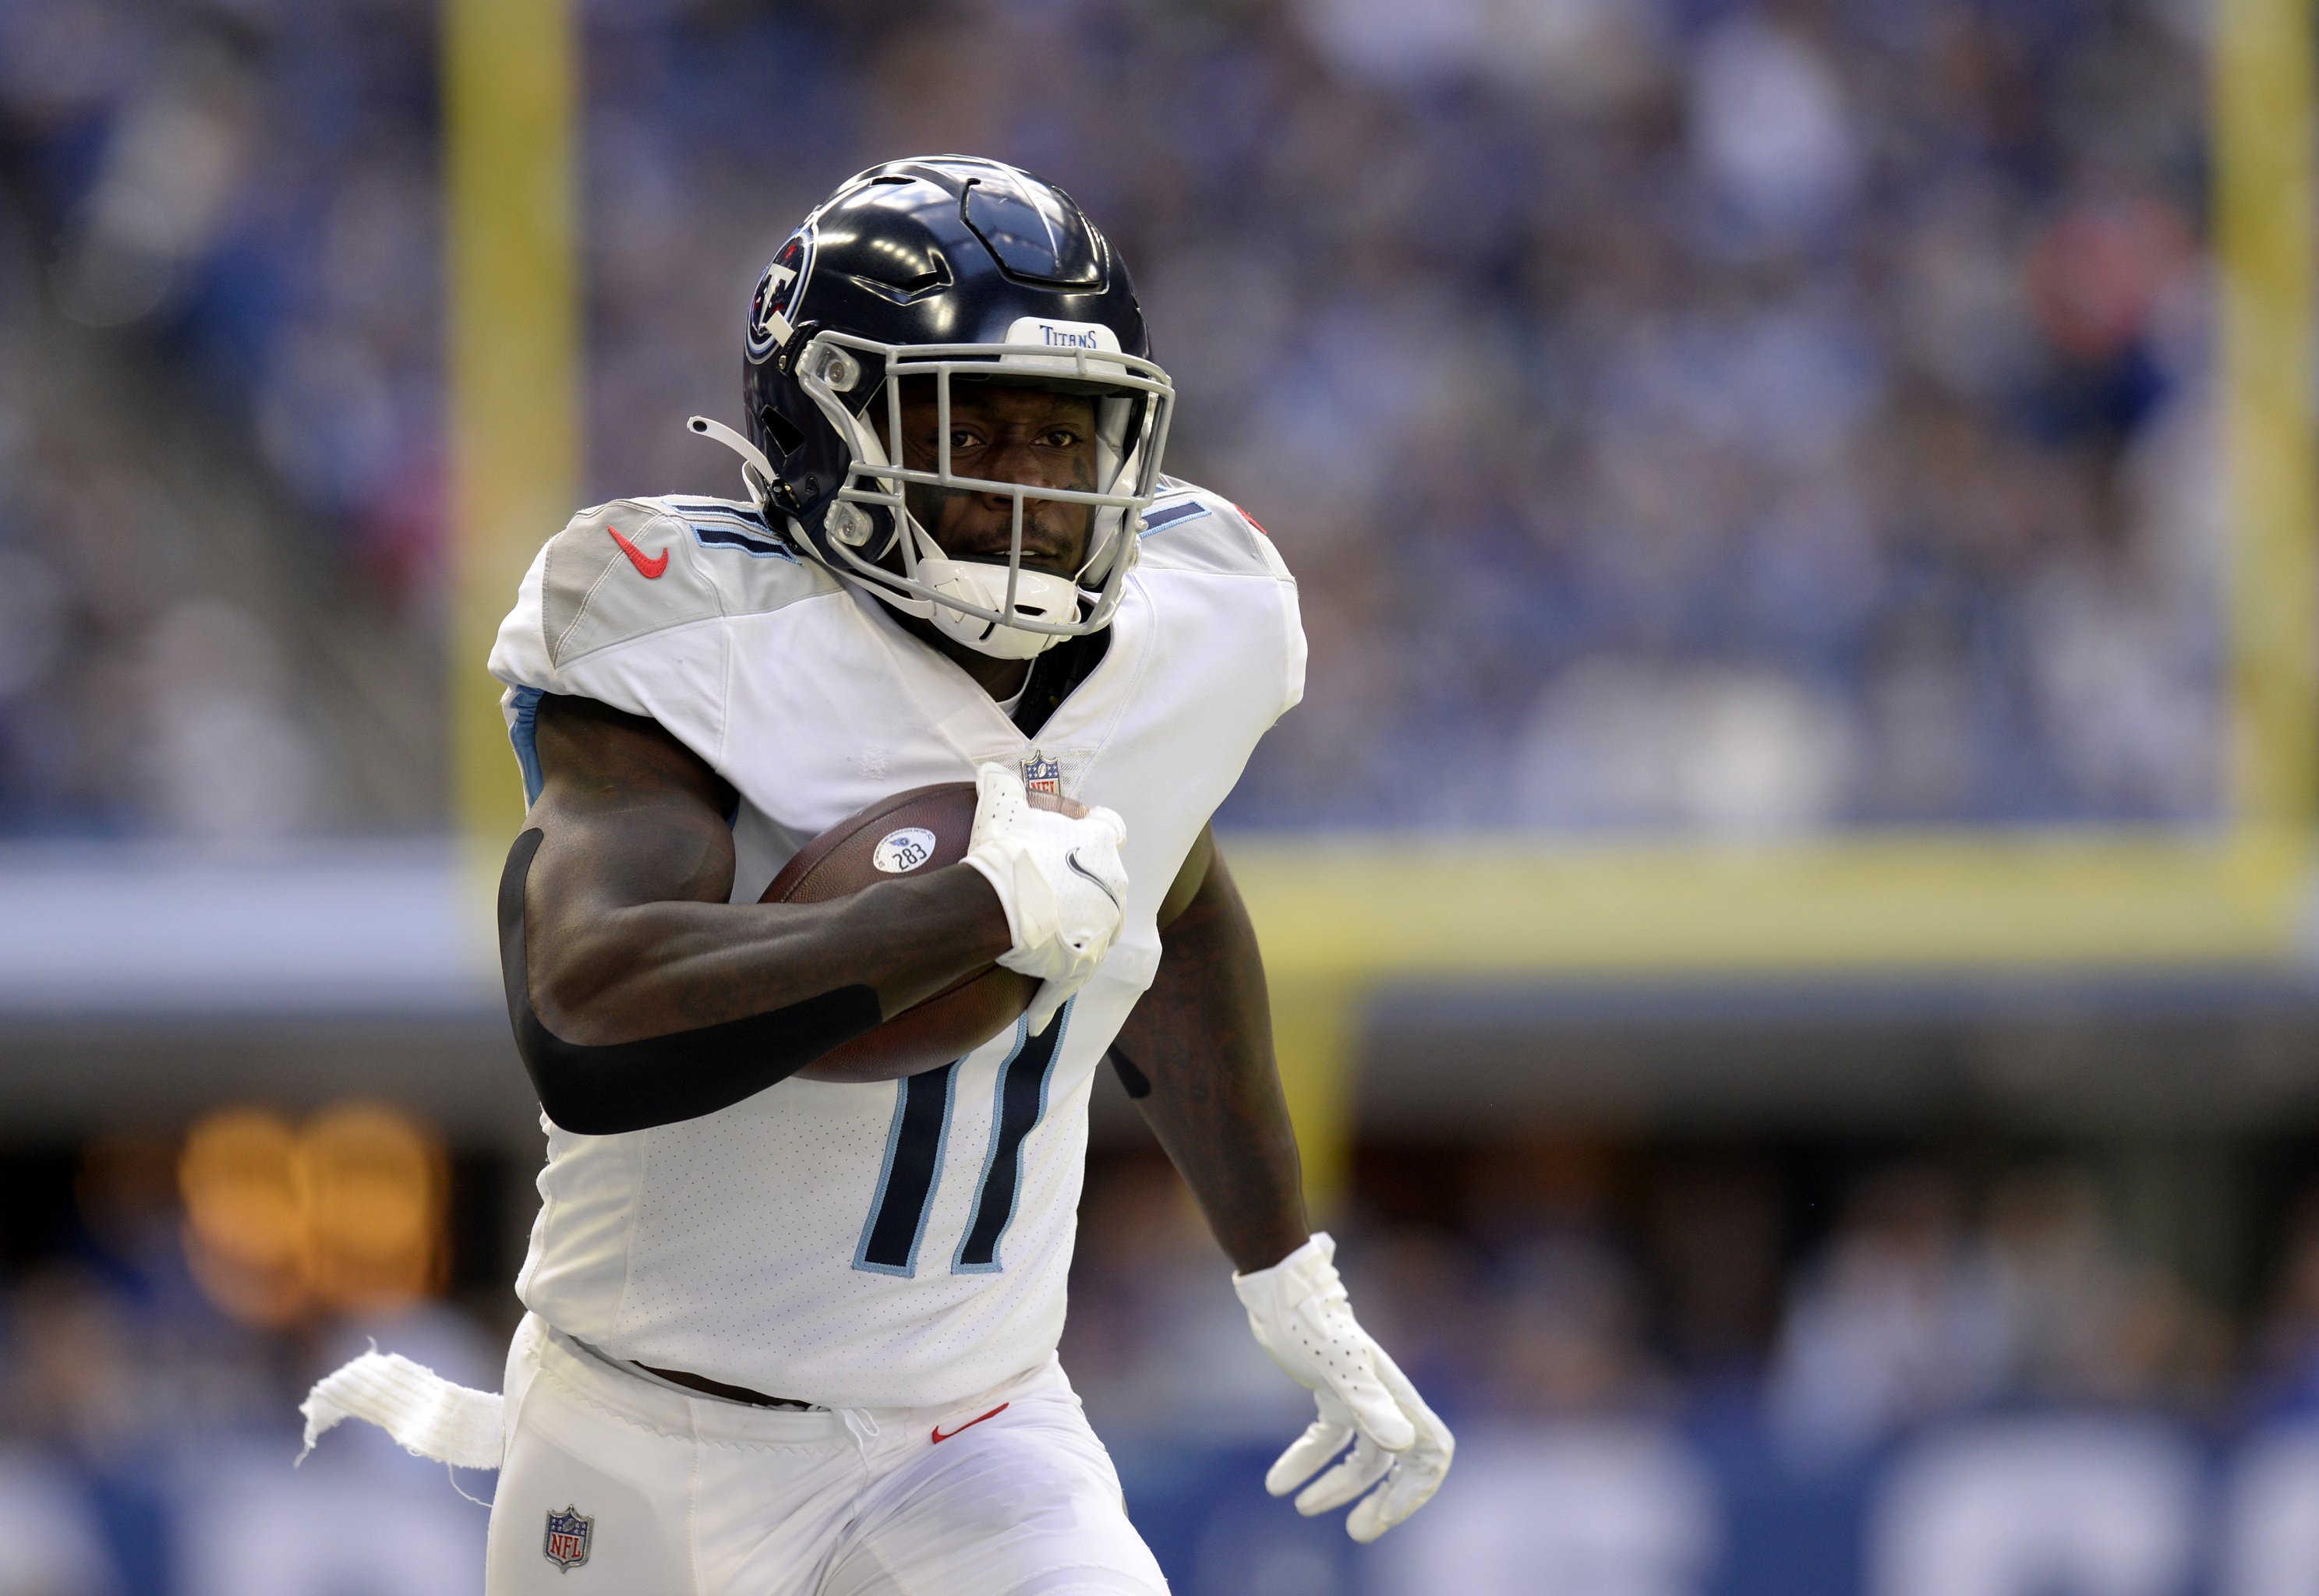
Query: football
[{"left": 765, "top": 782, "right": 1038, "bottom": 1082}]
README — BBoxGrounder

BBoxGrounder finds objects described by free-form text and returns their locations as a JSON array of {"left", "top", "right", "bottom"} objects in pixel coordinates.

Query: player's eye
[
  {"left": 1041, "top": 428, "right": 1080, "bottom": 448},
  {"left": 948, "top": 429, "right": 981, "bottom": 452}
]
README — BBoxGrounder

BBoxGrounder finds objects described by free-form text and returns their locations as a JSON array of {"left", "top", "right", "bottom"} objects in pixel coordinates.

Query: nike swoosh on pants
[{"left": 931, "top": 1403, "right": 1009, "bottom": 1444}]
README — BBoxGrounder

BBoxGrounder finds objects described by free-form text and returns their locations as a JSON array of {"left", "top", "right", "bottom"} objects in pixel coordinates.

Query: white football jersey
[{"left": 486, "top": 481, "right": 1304, "bottom": 1409}]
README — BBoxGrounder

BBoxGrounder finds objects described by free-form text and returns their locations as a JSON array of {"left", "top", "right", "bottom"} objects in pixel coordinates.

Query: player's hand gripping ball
[
  {"left": 958, "top": 762, "right": 1130, "bottom": 1035},
  {"left": 762, "top": 781, "right": 1034, "bottom": 1082},
  {"left": 762, "top": 770, "right": 1126, "bottom": 1082}
]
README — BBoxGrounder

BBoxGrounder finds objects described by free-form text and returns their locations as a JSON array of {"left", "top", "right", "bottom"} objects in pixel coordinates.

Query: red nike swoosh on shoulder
[
  {"left": 607, "top": 524, "right": 670, "bottom": 579},
  {"left": 930, "top": 1402, "right": 1009, "bottom": 1444}
]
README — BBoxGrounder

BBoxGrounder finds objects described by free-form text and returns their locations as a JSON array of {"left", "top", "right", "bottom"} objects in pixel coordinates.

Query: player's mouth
[
  {"left": 953, "top": 544, "right": 1073, "bottom": 573},
  {"left": 944, "top": 528, "right": 1083, "bottom": 573}
]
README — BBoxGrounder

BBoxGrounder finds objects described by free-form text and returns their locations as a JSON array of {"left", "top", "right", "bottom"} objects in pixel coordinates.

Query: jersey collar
[{"left": 842, "top": 577, "right": 1150, "bottom": 786}]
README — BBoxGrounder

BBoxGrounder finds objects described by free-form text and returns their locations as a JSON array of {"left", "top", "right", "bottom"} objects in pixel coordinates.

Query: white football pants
[{"left": 485, "top": 1315, "right": 1170, "bottom": 1596}]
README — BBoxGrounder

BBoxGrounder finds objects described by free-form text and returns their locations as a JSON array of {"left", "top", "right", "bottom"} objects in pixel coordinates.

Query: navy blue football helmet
[{"left": 689, "top": 157, "right": 1174, "bottom": 659}]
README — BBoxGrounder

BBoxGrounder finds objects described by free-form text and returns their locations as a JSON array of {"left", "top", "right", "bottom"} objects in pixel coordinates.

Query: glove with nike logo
[
  {"left": 1233, "top": 1232, "right": 1455, "bottom": 1542},
  {"left": 960, "top": 762, "right": 1129, "bottom": 1035}
]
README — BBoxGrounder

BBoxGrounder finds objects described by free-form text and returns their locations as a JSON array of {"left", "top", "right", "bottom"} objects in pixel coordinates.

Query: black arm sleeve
[{"left": 500, "top": 828, "right": 883, "bottom": 1134}]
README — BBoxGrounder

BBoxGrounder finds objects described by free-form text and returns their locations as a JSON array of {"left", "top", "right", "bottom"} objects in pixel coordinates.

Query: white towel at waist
[{"left": 299, "top": 1348, "right": 504, "bottom": 1471}]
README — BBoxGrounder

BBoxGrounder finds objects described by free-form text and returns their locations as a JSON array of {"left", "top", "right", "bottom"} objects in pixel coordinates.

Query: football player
[{"left": 317, "top": 157, "right": 1451, "bottom": 1594}]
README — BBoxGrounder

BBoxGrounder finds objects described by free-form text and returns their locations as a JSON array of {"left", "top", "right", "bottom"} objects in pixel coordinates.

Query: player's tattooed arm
[
  {"left": 507, "top": 694, "right": 1013, "bottom": 1129},
  {"left": 1110, "top": 825, "right": 1311, "bottom": 1273}
]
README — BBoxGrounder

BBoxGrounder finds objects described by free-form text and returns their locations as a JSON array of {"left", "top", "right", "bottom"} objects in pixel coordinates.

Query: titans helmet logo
[{"left": 746, "top": 232, "right": 812, "bottom": 363}]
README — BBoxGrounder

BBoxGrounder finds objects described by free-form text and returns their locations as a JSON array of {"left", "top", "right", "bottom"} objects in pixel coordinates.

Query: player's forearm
[
  {"left": 523, "top": 692, "right": 1014, "bottom": 1040},
  {"left": 505, "top": 826, "right": 1013, "bottom": 1133},
  {"left": 1114, "top": 849, "right": 1310, "bottom": 1273},
  {"left": 531, "top": 863, "right": 1011, "bottom": 1043}
]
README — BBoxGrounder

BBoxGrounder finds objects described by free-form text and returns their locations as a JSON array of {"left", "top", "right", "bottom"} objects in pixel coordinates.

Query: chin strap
[
  {"left": 687, "top": 415, "right": 779, "bottom": 506},
  {"left": 920, "top": 559, "right": 1080, "bottom": 660}
]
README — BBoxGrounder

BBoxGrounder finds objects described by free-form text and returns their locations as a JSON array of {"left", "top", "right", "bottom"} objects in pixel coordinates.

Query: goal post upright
[
  {"left": 444, "top": 0, "right": 580, "bottom": 899},
  {"left": 2218, "top": 0, "right": 2319, "bottom": 834}
]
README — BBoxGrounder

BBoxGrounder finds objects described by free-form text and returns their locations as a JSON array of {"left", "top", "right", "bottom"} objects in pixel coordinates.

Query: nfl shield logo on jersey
[
  {"left": 1021, "top": 752, "right": 1062, "bottom": 796},
  {"left": 543, "top": 1505, "right": 593, "bottom": 1571}
]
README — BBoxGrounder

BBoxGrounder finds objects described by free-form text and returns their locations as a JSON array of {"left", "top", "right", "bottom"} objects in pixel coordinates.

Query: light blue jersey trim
[
  {"left": 507, "top": 685, "right": 546, "bottom": 804},
  {"left": 690, "top": 523, "right": 797, "bottom": 560},
  {"left": 1139, "top": 498, "right": 1212, "bottom": 536}
]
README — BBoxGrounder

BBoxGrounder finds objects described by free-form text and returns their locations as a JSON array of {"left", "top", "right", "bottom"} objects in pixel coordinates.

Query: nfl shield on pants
[{"left": 542, "top": 1506, "right": 592, "bottom": 1571}]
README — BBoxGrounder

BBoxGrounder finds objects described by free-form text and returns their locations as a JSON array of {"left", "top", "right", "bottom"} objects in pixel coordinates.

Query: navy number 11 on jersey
[{"left": 855, "top": 1008, "right": 1068, "bottom": 1277}]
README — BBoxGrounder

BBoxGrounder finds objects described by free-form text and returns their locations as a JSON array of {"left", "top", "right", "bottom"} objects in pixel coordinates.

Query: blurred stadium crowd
[
  {"left": 0, "top": 0, "right": 2218, "bottom": 836},
  {"left": 5, "top": 1128, "right": 2319, "bottom": 1594},
  {"left": 0, "top": 1, "right": 2286, "bottom": 1592}
]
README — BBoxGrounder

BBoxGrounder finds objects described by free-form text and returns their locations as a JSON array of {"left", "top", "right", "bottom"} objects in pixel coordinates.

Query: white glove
[
  {"left": 1232, "top": 1231, "right": 1455, "bottom": 1542},
  {"left": 960, "top": 762, "right": 1129, "bottom": 1035}
]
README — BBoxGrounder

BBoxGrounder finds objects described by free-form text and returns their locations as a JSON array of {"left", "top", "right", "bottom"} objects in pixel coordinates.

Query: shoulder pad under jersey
[
  {"left": 1132, "top": 478, "right": 1294, "bottom": 582},
  {"left": 1128, "top": 477, "right": 1304, "bottom": 716},
  {"left": 534, "top": 495, "right": 840, "bottom": 672}
]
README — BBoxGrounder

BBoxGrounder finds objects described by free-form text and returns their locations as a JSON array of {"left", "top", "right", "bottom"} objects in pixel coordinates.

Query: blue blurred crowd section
[
  {"left": 9, "top": 1144, "right": 2319, "bottom": 1594},
  {"left": 1109, "top": 1414, "right": 2319, "bottom": 1596},
  {"left": 0, "top": 0, "right": 2216, "bottom": 837}
]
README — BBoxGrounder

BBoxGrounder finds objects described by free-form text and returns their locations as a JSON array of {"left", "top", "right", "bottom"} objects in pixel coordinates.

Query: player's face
[{"left": 896, "top": 380, "right": 1098, "bottom": 577}]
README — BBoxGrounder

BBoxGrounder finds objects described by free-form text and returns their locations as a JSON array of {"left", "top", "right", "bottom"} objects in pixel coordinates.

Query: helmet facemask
[{"left": 789, "top": 323, "right": 1175, "bottom": 659}]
